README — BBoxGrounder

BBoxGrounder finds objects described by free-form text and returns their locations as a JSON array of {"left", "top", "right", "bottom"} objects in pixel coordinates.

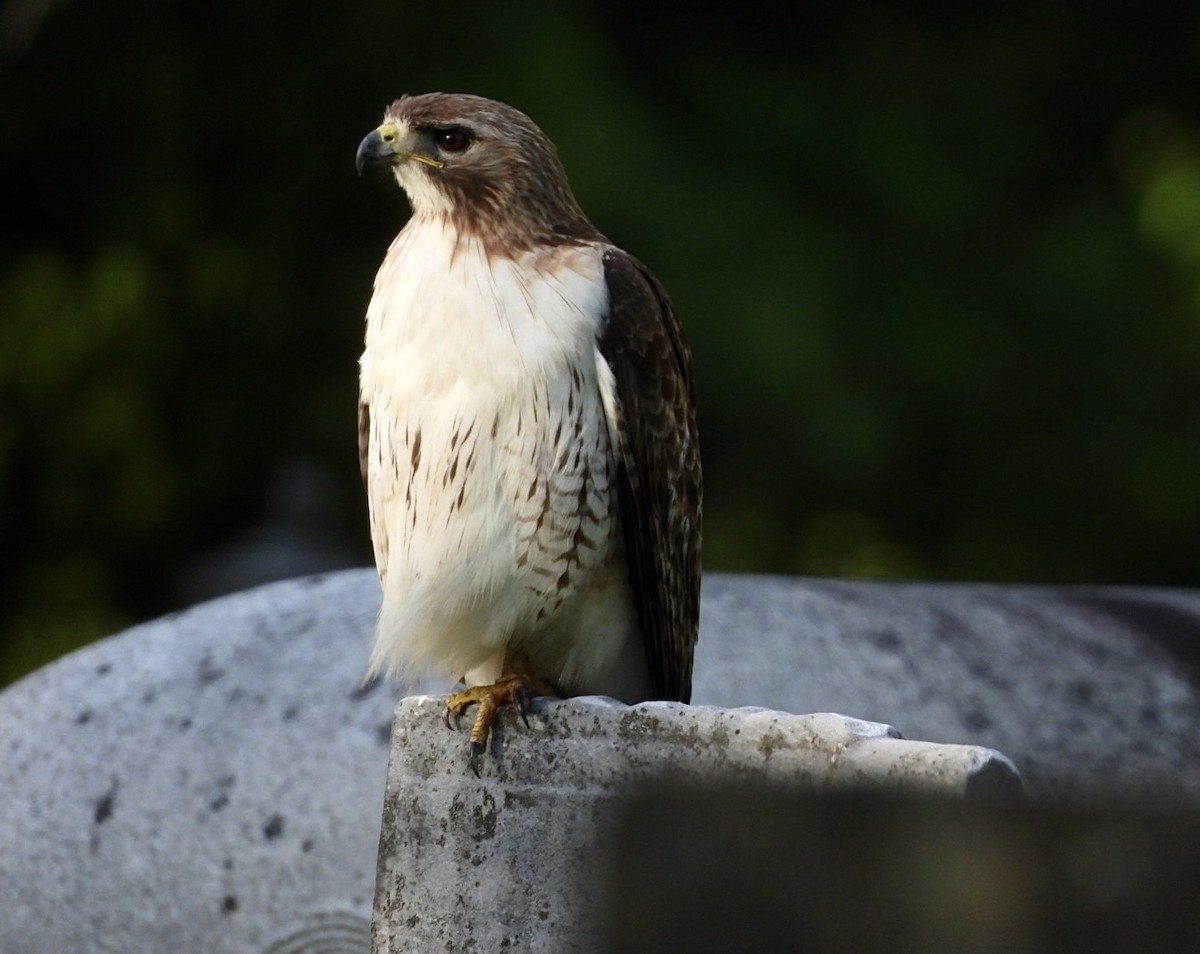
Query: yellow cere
[{"left": 378, "top": 122, "right": 445, "bottom": 169}]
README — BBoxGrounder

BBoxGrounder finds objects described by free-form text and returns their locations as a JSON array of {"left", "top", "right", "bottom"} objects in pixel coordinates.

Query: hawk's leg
[{"left": 443, "top": 654, "right": 559, "bottom": 774}]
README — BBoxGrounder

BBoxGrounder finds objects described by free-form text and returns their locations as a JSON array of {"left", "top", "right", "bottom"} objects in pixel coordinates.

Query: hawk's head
[{"left": 356, "top": 92, "right": 602, "bottom": 253}]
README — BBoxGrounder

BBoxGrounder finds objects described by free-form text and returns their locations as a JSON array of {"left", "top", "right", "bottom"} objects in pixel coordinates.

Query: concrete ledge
[{"left": 371, "top": 695, "right": 1021, "bottom": 952}]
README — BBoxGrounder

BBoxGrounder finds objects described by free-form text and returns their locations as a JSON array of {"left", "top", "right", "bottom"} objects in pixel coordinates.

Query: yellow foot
[{"left": 443, "top": 675, "right": 557, "bottom": 775}]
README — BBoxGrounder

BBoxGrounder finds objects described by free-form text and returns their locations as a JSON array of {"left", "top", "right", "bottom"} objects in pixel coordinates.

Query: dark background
[{"left": 3, "top": 1, "right": 1200, "bottom": 685}]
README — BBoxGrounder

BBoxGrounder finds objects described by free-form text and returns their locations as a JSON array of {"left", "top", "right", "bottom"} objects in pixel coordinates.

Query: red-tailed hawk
[{"left": 355, "top": 93, "right": 701, "bottom": 768}]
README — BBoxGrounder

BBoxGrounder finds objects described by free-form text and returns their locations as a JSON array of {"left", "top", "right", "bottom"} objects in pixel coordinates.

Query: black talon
[
  {"left": 468, "top": 740, "right": 484, "bottom": 777},
  {"left": 514, "top": 690, "right": 531, "bottom": 728}
]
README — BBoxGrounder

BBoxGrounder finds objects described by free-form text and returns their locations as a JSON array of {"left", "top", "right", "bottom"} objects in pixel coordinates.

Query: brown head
[{"left": 356, "top": 92, "right": 603, "bottom": 254}]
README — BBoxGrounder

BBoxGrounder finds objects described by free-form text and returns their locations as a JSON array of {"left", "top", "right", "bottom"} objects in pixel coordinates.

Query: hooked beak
[{"left": 356, "top": 122, "right": 444, "bottom": 175}]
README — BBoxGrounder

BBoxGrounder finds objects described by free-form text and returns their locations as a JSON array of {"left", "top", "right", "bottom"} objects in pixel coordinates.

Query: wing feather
[
  {"left": 357, "top": 399, "right": 370, "bottom": 489},
  {"left": 597, "top": 248, "right": 702, "bottom": 702}
]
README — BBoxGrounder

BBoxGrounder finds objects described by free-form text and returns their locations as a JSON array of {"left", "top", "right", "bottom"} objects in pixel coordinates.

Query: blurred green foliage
[{"left": 3, "top": 2, "right": 1200, "bottom": 686}]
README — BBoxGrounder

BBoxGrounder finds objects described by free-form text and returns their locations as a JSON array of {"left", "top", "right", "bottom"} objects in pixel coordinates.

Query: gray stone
[
  {"left": 0, "top": 572, "right": 402, "bottom": 954},
  {"left": 371, "top": 695, "right": 1020, "bottom": 953},
  {"left": 693, "top": 575, "right": 1200, "bottom": 799}
]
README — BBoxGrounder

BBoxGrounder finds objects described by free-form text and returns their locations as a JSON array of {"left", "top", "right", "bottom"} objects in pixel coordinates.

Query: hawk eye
[{"left": 434, "top": 127, "right": 473, "bottom": 154}]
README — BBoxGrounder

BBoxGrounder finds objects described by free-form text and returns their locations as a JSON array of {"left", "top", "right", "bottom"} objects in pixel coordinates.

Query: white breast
[{"left": 360, "top": 217, "right": 647, "bottom": 699}]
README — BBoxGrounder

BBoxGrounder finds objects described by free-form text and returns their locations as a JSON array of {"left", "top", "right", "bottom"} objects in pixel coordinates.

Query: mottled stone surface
[
  {"left": 693, "top": 575, "right": 1200, "bottom": 799},
  {"left": 371, "top": 696, "right": 1020, "bottom": 953},
  {"left": 0, "top": 572, "right": 401, "bottom": 954}
]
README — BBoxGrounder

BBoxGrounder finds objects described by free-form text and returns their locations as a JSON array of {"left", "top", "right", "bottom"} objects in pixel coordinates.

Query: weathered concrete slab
[
  {"left": 371, "top": 695, "right": 1020, "bottom": 953},
  {"left": 0, "top": 572, "right": 404, "bottom": 954}
]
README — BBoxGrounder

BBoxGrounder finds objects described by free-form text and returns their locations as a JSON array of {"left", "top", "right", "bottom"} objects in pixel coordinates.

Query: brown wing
[
  {"left": 598, "top": 248, "right": 702, "bottom": 702},
  {"left": 358, "top": 399, "right": 370, "bottom": 489}
]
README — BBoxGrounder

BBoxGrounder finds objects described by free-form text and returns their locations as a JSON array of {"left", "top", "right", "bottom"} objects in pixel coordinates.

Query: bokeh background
[{"left": 3, "top": 2, "right": 1200, "bottom": 686}]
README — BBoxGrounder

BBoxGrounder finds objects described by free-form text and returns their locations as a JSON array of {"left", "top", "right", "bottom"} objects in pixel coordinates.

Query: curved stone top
[
  {"left": 695, "top": 574, "right": 1200, "bottom": 800},
  {"left": 393, "top": 694, "right": 1021, "bottom": 797},
  {"left": 0, "top": 571, "right": 400, "bottom": 954}
]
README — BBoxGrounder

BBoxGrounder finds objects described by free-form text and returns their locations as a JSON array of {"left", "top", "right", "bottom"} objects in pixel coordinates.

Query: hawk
[{"left": 355, "top": 92, "right": 701, "bottom": 767}]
